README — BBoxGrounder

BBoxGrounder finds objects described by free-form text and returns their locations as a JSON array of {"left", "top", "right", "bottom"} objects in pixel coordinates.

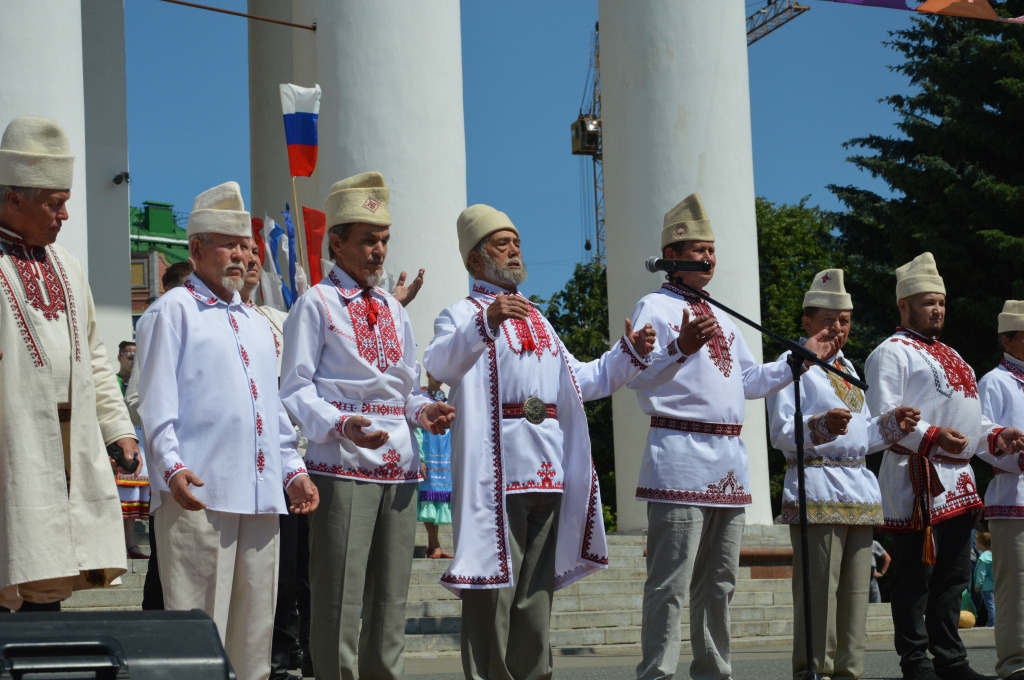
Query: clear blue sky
[{"left": 124, "top": 0, "right": 916, "bottom": 301}]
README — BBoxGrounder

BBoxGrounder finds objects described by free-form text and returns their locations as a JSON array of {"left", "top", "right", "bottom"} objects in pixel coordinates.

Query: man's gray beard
[
  {"left": 221, "top": 275, "right": 245, "bottom": 293},
  {"left": 365, "top": 271, "right": 385, "bottom": 289},
  {"left": 481, "top": 252, "right": 528, "bottom": 288}
]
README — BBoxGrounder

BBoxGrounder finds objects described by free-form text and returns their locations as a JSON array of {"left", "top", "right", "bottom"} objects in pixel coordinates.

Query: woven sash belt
[
  {"left": 650, "top": 416, "right": 742, "bottom": 437},
  {"left": 502, "top": 400, "right": 557, "bottom": 424}
]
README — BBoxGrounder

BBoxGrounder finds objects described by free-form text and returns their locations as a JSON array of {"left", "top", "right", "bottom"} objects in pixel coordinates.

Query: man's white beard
[
  {"left": 365, "top": 271, "right": 385, "bottom": 289},
  {"left": 481, "top": 252, "right": 528, "bottom": 288},
  {"left": 221, "top": 263, "right": 245, "bottom": 293}
]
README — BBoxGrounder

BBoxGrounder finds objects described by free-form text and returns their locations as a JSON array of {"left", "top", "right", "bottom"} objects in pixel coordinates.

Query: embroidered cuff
[
  {"left": 876, "top": 408, "right": 909, "bottom": 447},
  {"left": 414, "top": 402, "right": 430, "bottom": 426},
  {"left": 667, "top": 339, "right": 691, "bottom": 364},
  {"left": 808, "top": 412, "right": 839, "bottom": 446},
  {"left": 335, "top": 415, "right": 350, "bottom": 440},
  {"left": 475, "top": 307, "right": 498, "bottom": 343},
  {"left": 989, "top": 427, "right": 1007, "bottom": 456},
  {"left": 284, "top": 468, "right": 309, "bottom": 488},
  {"left": 920, "top": 425, "right": 941, "bottom": 458},
  {"left": 619, "top": 336, "right": 651, "bottom": 371},
  {"left": 163, "top": 461, "right": 187, "bottom": 484}
]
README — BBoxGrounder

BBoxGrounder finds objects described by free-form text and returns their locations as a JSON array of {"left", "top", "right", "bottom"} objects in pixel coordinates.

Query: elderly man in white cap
[
  {"left": 768, "top": 269, "right": 921, "bottom": 680},
  {"left": 280, "top": 171, "right": 455, "bottom": 680},
  {"left": 625, "top": 193, "right": 838, "bottom": 680},
  {"left": 135, "top": 181, "right": 318, "bottom": 680},
  {"left": 422, "top": 204, "right": 656, "bottom": 680},
  {"left": 0, "top": 115, "right": 138, "bottom": 612},
  {"left": 865, "top": 253, "right": 1024, "bottom": 680},
  {"left": 976, "top": 300, "right": 1024, "bottom": 680}
]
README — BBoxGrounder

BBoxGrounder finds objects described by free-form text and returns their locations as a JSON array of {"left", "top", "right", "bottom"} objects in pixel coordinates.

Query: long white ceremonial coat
[
  {"left": 768, "top": 349, "right": 907, "bottom": 526},
  {"left": 865, "top": 327, "right": 995, "bottom": 530},
  {"left": 0, "top": 230, "right": 134, "bottom": 592},
  {"left": 280, "top": 266, "right": 430, "bottom": 483},
  {"left": 135, "top": 274, "right": 305, "bottom": 514},
  {"left": 423, "top": 279, "right": 650, "bottom": 593},
  {"left": 628, "top": 282, "right": 792, "bottom": 506},
  {"left": 978, "top": 355, "right": 1024, "bottom": 519}
]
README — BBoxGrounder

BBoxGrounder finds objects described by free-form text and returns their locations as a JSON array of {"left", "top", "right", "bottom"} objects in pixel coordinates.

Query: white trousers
[
  {"left": 155, "top": 492, "right": 280, "bottom": 680},
  {"left": 990, "top": 519, "right": 1024, "bottom": 679}
]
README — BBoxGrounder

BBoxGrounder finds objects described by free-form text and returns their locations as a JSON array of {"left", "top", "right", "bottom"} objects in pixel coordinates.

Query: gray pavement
[{"left": 402, "top": 636, "right": 999, "bottom": 680}]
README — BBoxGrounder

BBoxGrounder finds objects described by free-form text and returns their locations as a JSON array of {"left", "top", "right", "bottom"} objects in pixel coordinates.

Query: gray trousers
[
  {"left": 790, "top": 524, "right": 872, "bottom": 680},
  {"left": 637, "top": 503, "right": 745, "bottom": 680},
  {"left": 308, "top": 476, "right": 417, "bottom": 680},
  {"left": 990, "top": 519, "right": 1024, "bottom": 679},
  {"left": 461, "top": 492, "right": 562, "bottom": 680}
]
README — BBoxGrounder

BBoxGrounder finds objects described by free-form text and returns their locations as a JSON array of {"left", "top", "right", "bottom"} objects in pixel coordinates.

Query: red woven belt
[
  {"left": 502, "top": 403, "right": 557, "bottom": 419},
  {"left": 650, "top": 416, "right": 742, "bottom": 437}
]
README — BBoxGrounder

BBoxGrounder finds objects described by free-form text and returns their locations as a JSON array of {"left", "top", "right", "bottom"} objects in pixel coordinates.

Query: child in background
[
  {"left": 416, "top": 374, "right": 453, "bottom": 559},
  {"left": 973, "top": 531, "right": 994, "bottom": 627}
]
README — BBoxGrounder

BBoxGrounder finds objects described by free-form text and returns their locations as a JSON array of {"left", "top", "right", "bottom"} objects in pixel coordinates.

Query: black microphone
[{"left": 644, "top": 257, "right": 712, "bottom": 273}]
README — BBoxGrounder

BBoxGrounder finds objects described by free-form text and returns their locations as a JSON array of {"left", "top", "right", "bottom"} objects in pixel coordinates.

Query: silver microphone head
[{"left": 645, "top": 256, "right": 659, "bottom": 273}]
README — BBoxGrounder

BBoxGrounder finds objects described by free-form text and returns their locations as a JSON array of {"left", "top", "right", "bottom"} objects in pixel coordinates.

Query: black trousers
[
  {"left": 141, "top": 514, "right": 164, "bottom": 610},
  {"left": 890, "top": 511, "right": 975, "bottom": 673},
  {"left": 270, "top": 493, "right": 311, "bottom": 676}
]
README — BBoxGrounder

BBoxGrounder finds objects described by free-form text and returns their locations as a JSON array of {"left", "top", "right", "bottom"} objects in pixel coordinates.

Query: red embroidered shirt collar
[
  {"left": 182, "top": 273, "right": 242, "bottom": 308},
  {"left": 471, "top": 278, "right": 531, "bottom": 303},
  {"left": 327, "top": 265, "right": 385, "bottom": 301},
  {"left": 1001, "top": 353, "right": 1024, "bottom": 385},
  {"left": 0, "top": 225, "right": 28, "bottom": 245},
  {"left": 896, "top": 326, "right": 936, "bottom": 345}
]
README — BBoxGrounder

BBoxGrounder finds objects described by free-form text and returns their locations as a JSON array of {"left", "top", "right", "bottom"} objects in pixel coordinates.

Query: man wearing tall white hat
[
  {"left": 135, "top": 181, "right": 319, "bottom": 680},
  {"left": 625, "top": 193, "right": 838, "bottom": 680},
  {"left": 768, "top": 268, "right": 920, "bottom": 680},
  {"left": 423, "top": 204, "right": 656, "bottom": 680},
  {"left": 977, "top": 300, "right": 1024, "bottom": 680},
  {"left": 280, "top": 171, "right": 455, "bottom": 680},
  {"left": 865, "top": 253, "right": 1024, "bottom": 680},
  {"left": 0, "top": 115, "right": 139, "bottom": 612}
]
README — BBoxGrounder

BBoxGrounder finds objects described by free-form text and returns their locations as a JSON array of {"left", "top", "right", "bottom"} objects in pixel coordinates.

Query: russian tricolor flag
[{"left": 280, "top": 83, "right": 321, "bottom": 177}]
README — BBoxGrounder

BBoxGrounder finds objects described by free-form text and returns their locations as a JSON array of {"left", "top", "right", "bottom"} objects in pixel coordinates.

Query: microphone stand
[{"left": 668, "top": 277, "right": 867, "bottom": 680}]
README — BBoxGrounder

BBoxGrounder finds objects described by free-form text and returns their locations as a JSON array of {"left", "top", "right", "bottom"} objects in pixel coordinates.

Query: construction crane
[
  {"left": 747, "top": 0, "right": 810, "bottom": 46},
  {"left": 570, "top": 6, "right": 807, "bottom": 264}
]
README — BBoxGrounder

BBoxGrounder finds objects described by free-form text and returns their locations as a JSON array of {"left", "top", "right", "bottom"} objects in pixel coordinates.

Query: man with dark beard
[
  {"left": 280, "top": 171, "right": 456, "bottom": 680},
  {"left": 865, "top": 252, "right": 1024, "bottom": 680},
  {"left": 423, "top": 204, "right": 657, "bottom": 680}
]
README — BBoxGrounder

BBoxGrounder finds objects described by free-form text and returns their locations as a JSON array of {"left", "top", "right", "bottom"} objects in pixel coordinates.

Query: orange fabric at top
[
  {"left": 916, "top": 0, "right": 999, "bottom": 19},
  {"left": 302, "top": 206, "right": 326, "bottom": 285}
]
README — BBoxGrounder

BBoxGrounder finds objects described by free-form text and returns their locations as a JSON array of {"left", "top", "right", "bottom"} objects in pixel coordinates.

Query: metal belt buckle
[{"left": 522, "top": 396, "right": 547, "bottom": 425}]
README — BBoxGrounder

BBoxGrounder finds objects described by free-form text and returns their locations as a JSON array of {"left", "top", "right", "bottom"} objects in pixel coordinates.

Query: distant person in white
[{"left": 135, "top": 181, "right": 318, "bottom": 680}]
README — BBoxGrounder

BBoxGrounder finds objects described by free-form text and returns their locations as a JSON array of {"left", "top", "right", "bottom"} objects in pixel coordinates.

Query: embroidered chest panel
[
  {"left": 324, "top": 272, "right": 403, "bottom": 373},
  {"left": 827, "top": 358, "right": 864, "bottom": 412},
  {"left": 500, "top": 308, "right": 557, "bottom": 360},
  {"left": 1, "top": 239, "right": 66, "bottom": 320},
  {"left": 891, "top": 332, "right": 977, "bottom": 400},
  {"left": 664, "top": 283, "right": 734, "bottom": 377}
]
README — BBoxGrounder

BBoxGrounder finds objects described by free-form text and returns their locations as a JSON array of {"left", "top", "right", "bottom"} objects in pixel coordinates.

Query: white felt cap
[
  {"left": 186, "top": 181, "right": 251, "bottom": 238},
  {"left": 662, "top": 193, "right": 714, "bottom": 250},
  {"left": 895, "top": 252, "right": 945, "bottom": 300},
  {"left": 457, "top": 204, "right": 518, "bottom": 265},
  {"left": 998, "top": 300, "right": 1024, "bottom": 334},
  {"left": 0, "top": 116, "right": 74, "bottom": 189},
  {"left": 803, "top": 269, "right": 853, "bottom": 311}
]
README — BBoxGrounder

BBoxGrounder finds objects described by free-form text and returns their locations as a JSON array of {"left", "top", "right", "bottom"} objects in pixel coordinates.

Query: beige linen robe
[{"left": 0, "top": 236, "right": 134, "bottom": 593}]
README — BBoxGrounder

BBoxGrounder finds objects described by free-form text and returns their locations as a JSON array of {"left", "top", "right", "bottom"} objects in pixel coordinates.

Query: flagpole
[{"left": 291, "top": 176, "right": 310, "bottom": 279}]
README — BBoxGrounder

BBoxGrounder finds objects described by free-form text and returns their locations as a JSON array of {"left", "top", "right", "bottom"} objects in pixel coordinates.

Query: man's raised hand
[
  {"left": 824, "top": 408, "right": 853, "bottom": 435},
  {"left": 486, "top": 293, "right": 532, "bottom": 330},
  {"left": 343, "top": 416, "right": 390, "bottom": 449},
  {"left": 392, "top": 268, "right": 425, "bottom": 307},
  {"left": 625, "top": 318, "right": 656, "bottom": 357},
  {"left": 802, "top": 327, "right": 840, "bottom": 367},
  {"left": 676, "top": 308, "right": 718, "bottom": 356},
  {"left": 419, "top": 401, "right": 456, "bottom": 436}
]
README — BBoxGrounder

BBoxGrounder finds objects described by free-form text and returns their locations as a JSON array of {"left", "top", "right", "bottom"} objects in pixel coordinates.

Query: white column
[
  {"left": 305, "top": 0, "right": 468, "bottom": 360},
  {"left": 0, "top": 0, "right": 90, "bottom": 270},
  {"left": 600, "top": 0, "right": 773, "bottom": 529},
  {"left": 82, "top": 0, "right": 133, "bottom": 352}
]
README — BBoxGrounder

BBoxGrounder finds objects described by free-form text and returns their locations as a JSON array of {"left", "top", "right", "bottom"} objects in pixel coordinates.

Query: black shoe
[
  {"left": 936, "top": 665, "right": 995, "bottom": 680},
  {"left": 289, "top": 649, "right": 303, "bottom": 670},
  {"left": 904, "top": 665, "right": 942, "bottom": 680},
  {"left": 300, "top": 656, "right": 313, "bottom": 679}
]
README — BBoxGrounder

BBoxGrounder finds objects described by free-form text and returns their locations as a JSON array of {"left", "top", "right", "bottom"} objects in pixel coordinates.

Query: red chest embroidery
[
  {"left": 664, "top": 283, "right": 734, "bottom": 377},
  {"left": 892, "top": 330, "right": 977, "bottom": 400},
  {"left": 8, "top": 242, "right": 65, "bottom": 321},
  {"left": 343, "top": 292, "right": 402, "bottom": 372},
  {"left": 502, "top": 307, "right": 556, "bottom": 360}
]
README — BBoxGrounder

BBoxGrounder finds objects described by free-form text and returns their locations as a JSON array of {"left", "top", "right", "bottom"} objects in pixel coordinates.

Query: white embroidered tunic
[
  {"left": 627, "top": 282, "right": 793, "bottom": 507},
  {"left": 0, "top": 227, "right": 136, "bottom": 592},
  {"left": 279, "top": 266, "right": 430, "bottom": 484},
  {"left": 423, "top": 279, "right": 649, "bottom": 592},
  {"left": 768, "top": 349, "right": 907, "bottom": 526},
  {"left": 978, "top": 354, "right": 1024, "bottom": 519},
  {"left": 135, "top": 274, "right": 305, "bottom": 515},
  {"left": 865, "top": 327, "right": 995, "bottom": 530}
]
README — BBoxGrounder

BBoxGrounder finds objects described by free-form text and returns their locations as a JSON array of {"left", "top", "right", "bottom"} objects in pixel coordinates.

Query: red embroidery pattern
[
  {"left": 229, "top": 314, "right": 239, "bottom": 333},
  {"left": 441, "top": 298, "right": 511, "bottom": 588},
  {"left": 284, "top": 467, "right": 307, "bottom": 487},
  {"left": 989, "top": 428, "right": 1007, "bottom": 456},
  {"left": 331, "top": 401, "right": 358, "bottom": 413},
  {"left": 164, "top": 462, "right": 186, "bottom": 483},
  {"left": 581, "top": 466, "right": 609, "bottom": 565},
  {"left": 363, "top": 403, "right": 405, "bottom": 417},
  {"left": 876, "top": 409, "right": 905, "bottom": 448},
  {"left": 50, "top": 255, "right": 80, "bottom": 362},
  {"left": 1001, "top": 358, "right": 1024, "bottom": 385},
  {"left": 344, "top": 292, "right": 403, "bottom": 372},
  {"left": 0, "top": 263, "right": 43, "bottom": 366},
  {"left": 250, "top": 379, "right": 259, "bottom": 401},
  {"left": 305, "top": 458, "right": 422, "bottom": 482},
  {"left": 256, "top": 413, "right": 264, "bottom": 436},
  {"left": 619, "top": 336, "right": 648, "bottom": 371},
  {"left": 183, "top": 278, "right": 218, "bottom": 305},
  {"left": 507, "top": 462, "right": 560, "bottom": 491},
  {"left": 7, "top": 243, "right": 65, "bottom": 320},
  {"left": 335, "top": 415, "right": 349, "bottom": 438},
  {"left": 240, "top": 346, "right": 250, "bottom": 367},
  {"left": 892, "top": 329, "right": 978, "bottom": 400},
  {"left": 501, "top": 303, "right": 556, "bottom": 360},
  {"left": 663, "top": 283, "right": 734, "bottom": 377},
  {"left": 636, "top": 471, "right": 752, "bottom": 505},
  {"left": 327, "top": 269, "right": 364, "bottom": 298},
  {"left": 985, "top": 505, "right": 1024, "bottom": 519},
  {"left": 257, "top": 449, "right": 266, "bottom": 475}
]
